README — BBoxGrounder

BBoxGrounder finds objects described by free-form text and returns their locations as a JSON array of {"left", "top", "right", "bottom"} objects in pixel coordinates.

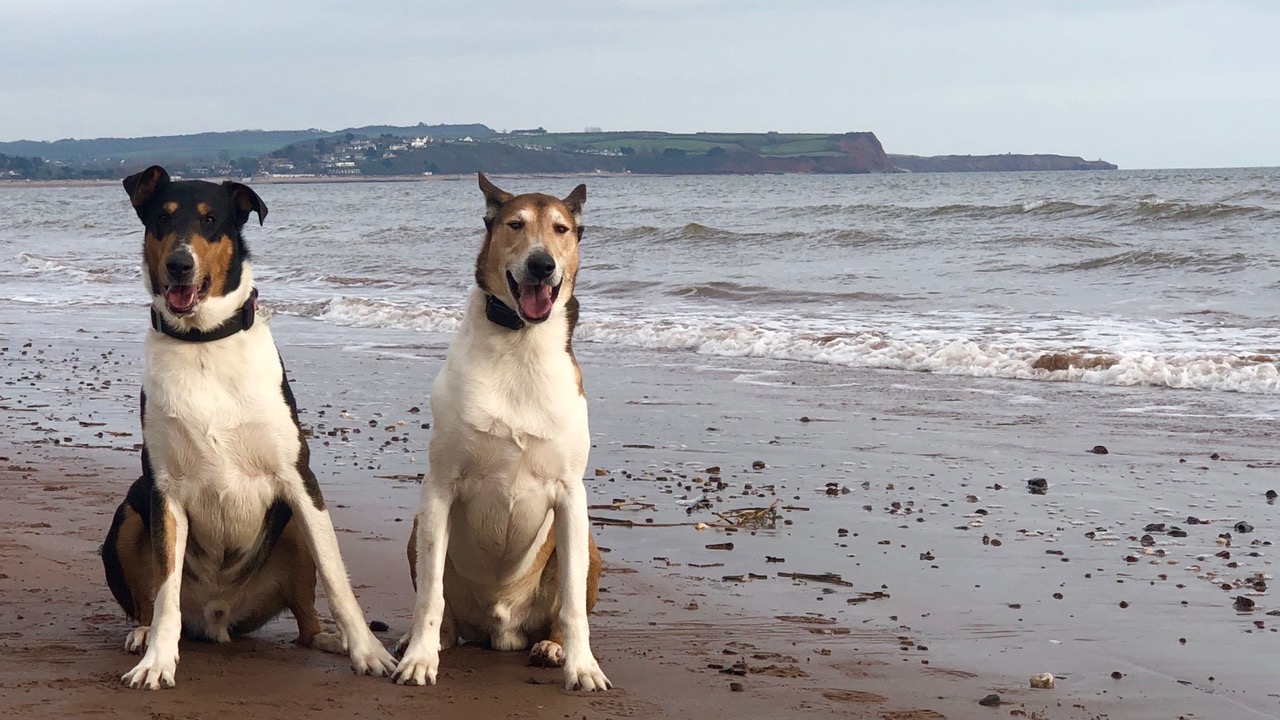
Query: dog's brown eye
[
  {"left": 553, "top": 224, "right": 570, "bottom": 234},
  {"left": 202, "top": 215, "right": 216, "bottom": 226},
  {"left": 507, "top": 219, "right": 525, "bottom": 230},
  {"left": 157, "top": 213, "right": 171, "bottom": 226}
]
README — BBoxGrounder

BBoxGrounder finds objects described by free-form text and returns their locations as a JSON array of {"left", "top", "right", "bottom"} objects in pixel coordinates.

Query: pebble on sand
[{"left": 1030, "top": 673, "right": 1055, "bottom": 689}]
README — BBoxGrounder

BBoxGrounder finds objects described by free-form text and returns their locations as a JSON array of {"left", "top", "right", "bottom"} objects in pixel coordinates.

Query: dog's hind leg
[
  {"left": 529, "top": 531, "right": 601, "bottom": 669},
  {"left": 271, "top": 519, "right": 345, "bottom": 654},
  {"left": 103, "top": 480, "right": 158, "bottom": 654},
  {"left": 283, "top": 476, "right": 395, "bottom": 674}
]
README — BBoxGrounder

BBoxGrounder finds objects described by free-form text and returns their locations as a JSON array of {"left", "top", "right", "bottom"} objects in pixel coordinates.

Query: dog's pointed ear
[
  {"left": 562, "top": 183, "right": 586, "bottom": 221},
  {"left": 223, "top": 181, "right": 268, "bottom": 226},
  {"left": 478, "top": 172, "right": 512, "bottom": 228},
  {"left": 564, "top": 183, "right": 586, "bottom": 241},
  {"left": 122, "top": 165, "right": 170, "bottom": 220}
]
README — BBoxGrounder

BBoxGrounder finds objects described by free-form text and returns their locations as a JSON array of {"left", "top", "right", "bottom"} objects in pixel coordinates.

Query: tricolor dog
[
  {"left": 393, "top": 174, "right": 610, "bottom": 691},
  {"left": 100, "top": 165, "right": 395, "bottom": 689}
]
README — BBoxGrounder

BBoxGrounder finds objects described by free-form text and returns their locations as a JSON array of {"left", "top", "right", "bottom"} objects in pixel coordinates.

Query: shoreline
[{"left": 2, "top": 307, "right": 1278, "bottom": 718}]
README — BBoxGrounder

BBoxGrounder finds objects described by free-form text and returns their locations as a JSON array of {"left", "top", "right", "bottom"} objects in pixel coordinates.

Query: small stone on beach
[
  {"left": 1088, "top": 445, "right": 1109, "bottom": 454},
  {"left": 1030, "top": 672, "right": 1055, "bottom": 689},
  {"left": 978, "top": 693, "right": 1001, "bottom": 707}
]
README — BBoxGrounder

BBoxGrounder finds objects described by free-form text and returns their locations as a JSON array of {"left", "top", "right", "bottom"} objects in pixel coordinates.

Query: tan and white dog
[
  {"left": 101, "top": 165, "right": 396, "bottom": 689},
  {"left": 392, "top": 174, "right": 610, "bottom": 691}
]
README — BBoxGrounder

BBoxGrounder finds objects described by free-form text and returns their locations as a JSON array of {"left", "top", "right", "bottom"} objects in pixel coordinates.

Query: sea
[{"left": 3, "top": 168, "right": 1280, "bottom": 394}]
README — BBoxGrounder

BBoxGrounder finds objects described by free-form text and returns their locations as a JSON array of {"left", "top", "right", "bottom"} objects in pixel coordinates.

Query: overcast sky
[{"left": 3, "top": 0, "right": 1277, "bottom": 169}]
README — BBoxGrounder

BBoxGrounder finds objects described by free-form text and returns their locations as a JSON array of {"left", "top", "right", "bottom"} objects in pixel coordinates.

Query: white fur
[
  {"left": 395, "top": 287, "right": 610, "bottom": 691},
  {"left": 122, "top": 265, "right": 395, "bottom": 689}
]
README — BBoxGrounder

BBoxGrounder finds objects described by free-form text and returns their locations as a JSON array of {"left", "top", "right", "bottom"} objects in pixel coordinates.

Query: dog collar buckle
[{"left": 484, "top": 294, "right": 525, "bottom": 331}]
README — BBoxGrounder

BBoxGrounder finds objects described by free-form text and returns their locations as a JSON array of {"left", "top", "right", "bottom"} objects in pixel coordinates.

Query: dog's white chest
[{"left": 142, "top": 328, "right": 299, "bottom": 548}]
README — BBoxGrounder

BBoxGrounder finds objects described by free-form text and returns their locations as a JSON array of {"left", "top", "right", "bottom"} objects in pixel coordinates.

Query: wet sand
[{"left": 2, "top": 305, "right": 1278, "bottom": 719}]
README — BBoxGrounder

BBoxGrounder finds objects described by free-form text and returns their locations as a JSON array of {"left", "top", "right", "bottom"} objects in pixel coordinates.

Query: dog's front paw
[
  {"left": 563, "top": 655, "right": 611, "bottom": 692},
  {"left": 392, "top": 646, "right": 440, "bottom": 686},
  {"left": 121, "top": 650, "right": 178, "bottom": 690},
  {"left": 347, "top": 633, "right": 396, "bottom": 676},
  {"left": 529, "top": 640, "right": 565, "bottom": 668},
  {"left": 124, "top": 626, "right": 150, "bottom": 654}
]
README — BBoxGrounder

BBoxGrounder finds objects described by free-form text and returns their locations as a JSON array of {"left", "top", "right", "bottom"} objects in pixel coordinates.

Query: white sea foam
[
  {"left": 306, "top": 296, "right": 465, "bottom": 334},
  {"left": 283, "top": 297, "right": 1280, "bottom": 395}
]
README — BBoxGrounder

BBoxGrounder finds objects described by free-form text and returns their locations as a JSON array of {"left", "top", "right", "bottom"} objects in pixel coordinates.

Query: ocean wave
[
  {"left": 15, "top": 252, "right": 136, "bottom": 283},
  {"left": 662, "top": 282, "right": 912, "bottom": 304},
  {"left": 601, "top": 223, "right": 808, "bottom": 246},
  {"left": 282, "top": 297, "right": 1280, "bottom": 394},
  {"left": 283, "top": 296, "right": 465, "bottom": 334},
  {"left": 1047, "top": 250, "right": 1253, "bottom": 274},
  {"left": 868, "top": 199, "right": 1277, "bottom": 224},
  {"left": 1132, "top": 197, "right": 1269, "bottom": 221}
]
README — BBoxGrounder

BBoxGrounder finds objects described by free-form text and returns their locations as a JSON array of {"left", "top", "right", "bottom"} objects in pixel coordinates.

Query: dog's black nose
[
  {"left": 526, "top": 252, "right": 556, "bottom": 281},
  {"left": 165, "top": 253, "right": 195, "bottom": 280}
]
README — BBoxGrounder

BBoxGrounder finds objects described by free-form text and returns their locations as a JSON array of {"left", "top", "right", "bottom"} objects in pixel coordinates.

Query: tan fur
[
  {"left": 190, "top": 232, "right": 235, "bottom": 297},
  {"left": 403, "top": 517, "right": 602, "bottom": 638},
  {"left": 114, "top": 507, "right": 157, "bottom": 622},
  {"left": 160, "top": 507, "right": 179, "bottom": 575},
  {"left": 274, "top": 520, "right": 325, "bottom": 647},
  {"left": 113, "top": 504, "right": 330, "bottom": 646},
  {"left": 477, "top": 195, "right": 581, "bottom": 306}
]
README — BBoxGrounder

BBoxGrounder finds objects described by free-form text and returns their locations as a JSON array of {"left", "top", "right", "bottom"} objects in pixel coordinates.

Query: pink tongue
[
  {"left": 166, "top": 285, "right": 199, "bottom": 312},
  {"left": 518, "top": 284, "right": 554, "bottom": 319}
]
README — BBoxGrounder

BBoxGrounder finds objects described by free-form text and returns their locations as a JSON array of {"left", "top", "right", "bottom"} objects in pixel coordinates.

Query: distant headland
[{"left": 0, "top": 123, "right": 1116, "bottom": 181}]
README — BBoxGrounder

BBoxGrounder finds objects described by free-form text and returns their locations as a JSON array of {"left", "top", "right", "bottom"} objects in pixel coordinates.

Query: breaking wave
[{"left": 277, "top": 297, "right": 1280, "bottom": 395}]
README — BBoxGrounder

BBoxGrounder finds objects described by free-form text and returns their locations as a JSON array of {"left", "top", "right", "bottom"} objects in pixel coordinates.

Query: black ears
[
  {"left": 223, "top": 181, "right": 268, "bottom": 226},
  {"left": 478, "top": 172, "right": 514, "bottom": 227},
  {"left": 122, "top": 165, "right": 170, "bottom": 221},
  {"left": 562, "top": 183, "right": 586, "bottom": 221}
]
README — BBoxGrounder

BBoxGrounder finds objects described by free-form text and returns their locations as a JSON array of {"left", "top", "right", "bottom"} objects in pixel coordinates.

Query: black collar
[
  {"left": 150, "top": 288, "right": 258, "bottom": 343},
  {"left": 485, "top": 293, "right": 525, "bottom": 331}
]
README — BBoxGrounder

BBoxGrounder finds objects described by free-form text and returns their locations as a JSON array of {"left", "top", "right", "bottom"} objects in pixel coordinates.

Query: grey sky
[{"left": 4, "top": 0, "right": 1277, "bottom": 169}]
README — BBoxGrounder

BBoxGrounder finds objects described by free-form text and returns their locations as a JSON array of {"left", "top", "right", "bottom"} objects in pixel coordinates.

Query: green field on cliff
[{"left": 507, "top": 131, "right": 846, "bottom": 158}]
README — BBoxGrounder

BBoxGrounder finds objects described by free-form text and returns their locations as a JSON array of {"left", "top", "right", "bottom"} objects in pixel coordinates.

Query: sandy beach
[{"left": 2, "top": 305, "right": 1278, "bottom": 718}]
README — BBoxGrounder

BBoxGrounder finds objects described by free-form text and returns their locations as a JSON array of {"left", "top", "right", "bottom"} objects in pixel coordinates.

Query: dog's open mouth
[
  {"left": 507, "top": 272, "right": 560, "bottom": 323},
  {"left": 164, "top": 278, "right": 210, "bottom": 315}
]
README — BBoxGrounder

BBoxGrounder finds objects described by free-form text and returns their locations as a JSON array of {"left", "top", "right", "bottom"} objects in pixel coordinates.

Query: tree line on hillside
[{"left": 1, "top": 153, "right": 115, "bottom": 180}]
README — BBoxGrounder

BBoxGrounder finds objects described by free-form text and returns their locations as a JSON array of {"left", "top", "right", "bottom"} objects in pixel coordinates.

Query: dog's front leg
[
  {"left": 286, "top": 481, "right": 396, "bottom": 676},
  {"left": 121, "top": 494, "right": 187, "bottom": 690},
  {"left": 554, "top": 482, "right": 611, "bottom": 691},
  {"left": 393, "top": 481, "right": 452, "bottom": 686}
]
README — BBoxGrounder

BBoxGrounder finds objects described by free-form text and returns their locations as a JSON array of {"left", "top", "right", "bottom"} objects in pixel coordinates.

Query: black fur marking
[
  {"left": 278, "top": 358, "right": 326, "bottom": 511},
  {"left": 231, "top": 501, "right": 294, "bottom": 585},
  {"left": 149, "top": 468, "right": 170, "bottom": 572}
]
